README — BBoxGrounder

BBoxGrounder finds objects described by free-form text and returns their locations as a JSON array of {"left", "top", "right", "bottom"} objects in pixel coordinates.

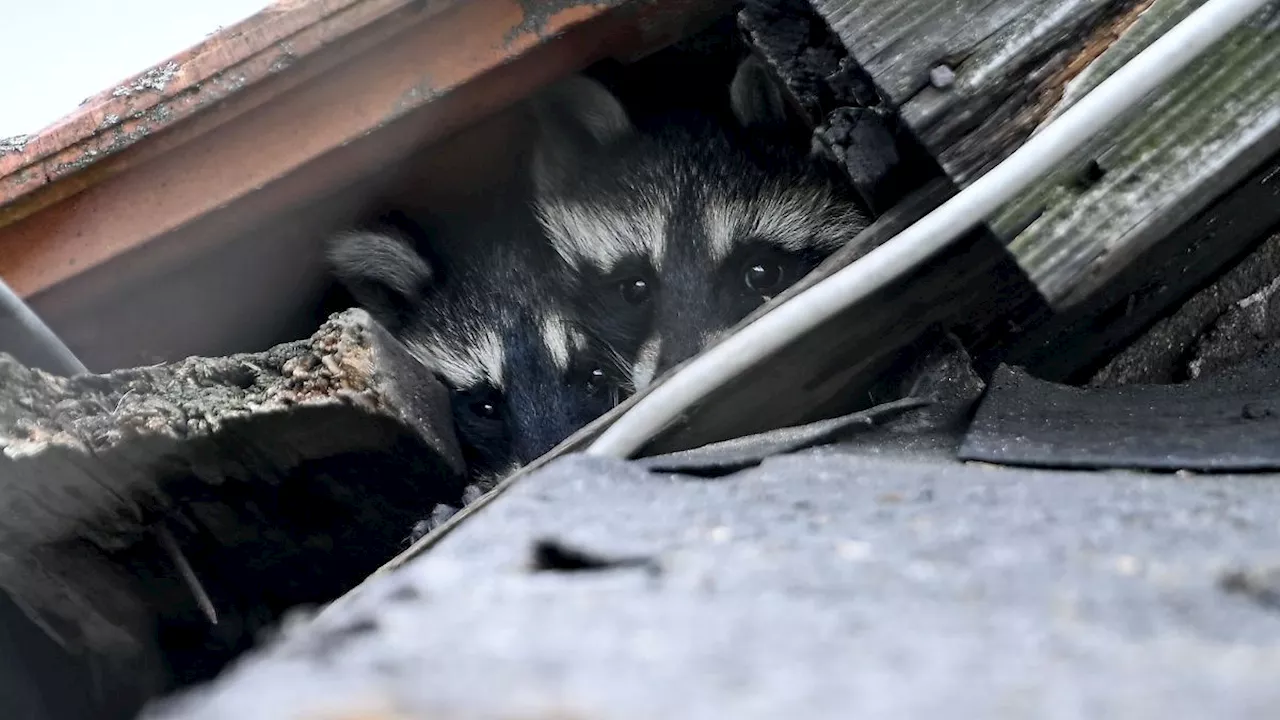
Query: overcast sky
[{"left": 0, "top": 1, "right": 270, "bottom": 138}]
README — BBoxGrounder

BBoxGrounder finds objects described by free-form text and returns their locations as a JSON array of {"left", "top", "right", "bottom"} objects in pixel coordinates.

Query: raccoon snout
[{"left": 650, "top": 328, "right": 726, "bottom": 384}]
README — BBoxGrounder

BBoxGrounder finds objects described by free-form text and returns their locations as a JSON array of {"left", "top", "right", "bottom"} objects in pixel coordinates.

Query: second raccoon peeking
[{"left": 327, "top": 55, "right": 873, "bottom": 489}]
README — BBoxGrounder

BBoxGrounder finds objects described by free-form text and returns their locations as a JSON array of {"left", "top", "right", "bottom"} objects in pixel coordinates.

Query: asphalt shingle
[{"left": 145, "top": 444, "right": 1280, "bottom": 719}]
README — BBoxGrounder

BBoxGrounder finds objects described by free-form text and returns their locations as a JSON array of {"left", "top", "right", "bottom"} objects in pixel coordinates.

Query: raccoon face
[
  {"left": 530, "top": 56, "right": 871, "bottom": 391},
  {"left": 327, "top": 230, "right": 623, "bottom": 482},
  {"left": 437, "top": 311, "right": 622, "bottom": 480}
]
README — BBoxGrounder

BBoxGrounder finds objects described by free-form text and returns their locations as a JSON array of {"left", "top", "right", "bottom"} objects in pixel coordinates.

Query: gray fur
[
  {"left": 531, "top": 75, "right": 634, "bottom": 202},
  {"left": 530, "top": 56, "right": 872, "bottom": 391},
  {"left": 729, "top": 54, "right": 792, "bottom": 129},
  {"left": 325, "top": 230, "right": 434, "bottom": 327}
]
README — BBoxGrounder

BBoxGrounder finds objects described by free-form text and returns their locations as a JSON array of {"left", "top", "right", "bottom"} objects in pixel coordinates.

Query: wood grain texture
[
  {"left": 812, "top": 0, "right": 1158, "bottom": 184},
  {"left": 995, "top": 0, "right": 1280, "bottom": 307},
  {"left": 1004, "top": 150, "right": 1280, "bottom": 382},
  {"left": 811, "top": 0, "right": 1280, "bottom": 309},
  {"left": 805, "top": 0, "right": 1280, "bottom": 389}
]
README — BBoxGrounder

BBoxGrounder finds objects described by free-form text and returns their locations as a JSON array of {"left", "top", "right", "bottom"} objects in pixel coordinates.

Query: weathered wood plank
[
  {"left": 808, "top": 0, "right": 1280, "bottom": 296},
  {"left": 0, "top": 308, "right": 464, "bottom": 714},
  {"left": 1003, "top": 150, "right": 1280, "bottom": 382},
  {"left": 995, "top": 0, "right": 1280, "bottom": 307},
  {"left": 811, "top": 0, "right": 1160, "bottom": 184},
  {"left": 802, "top": 0, "right": 1280, "bottom": 380}
]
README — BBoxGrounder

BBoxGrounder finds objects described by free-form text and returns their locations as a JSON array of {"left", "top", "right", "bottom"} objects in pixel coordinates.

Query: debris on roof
[{"left": 961, "top": 346, "right": 1280, "bottom": 471}]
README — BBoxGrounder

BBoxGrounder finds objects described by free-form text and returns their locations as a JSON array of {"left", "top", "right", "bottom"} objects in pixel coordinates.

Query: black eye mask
[{"left": 723, "top": 240, "right": 828, "bottom": 311}]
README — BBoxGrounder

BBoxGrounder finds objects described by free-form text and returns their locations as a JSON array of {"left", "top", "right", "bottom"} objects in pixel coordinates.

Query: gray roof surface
[{"left": 145, "top": 438, "right": 1280, "bottom": 719}]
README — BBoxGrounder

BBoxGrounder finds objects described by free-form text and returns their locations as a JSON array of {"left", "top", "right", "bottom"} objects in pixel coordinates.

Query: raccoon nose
[{"left": 652, "top": 328, "right": 726, "bottom": 384}]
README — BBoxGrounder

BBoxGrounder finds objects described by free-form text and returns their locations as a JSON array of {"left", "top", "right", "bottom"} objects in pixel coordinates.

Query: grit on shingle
[{"left": 145, "top": 449, "right": 1280, "bottom": 719}]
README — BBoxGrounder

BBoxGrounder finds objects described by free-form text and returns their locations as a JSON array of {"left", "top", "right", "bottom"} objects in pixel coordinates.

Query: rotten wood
[
  {"left": 0, "top": 308, "right": 464, "bottom": 716},
  {"left": 738, "top": 0, "right": 944, "bottom": 214},
  {"left": 805, "top": 0, "right": 1163, "bottom": 185}
]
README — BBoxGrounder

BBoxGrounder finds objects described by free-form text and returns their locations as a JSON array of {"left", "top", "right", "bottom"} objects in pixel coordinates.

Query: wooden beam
[
  {"left": 809, "top": 0, "right": 1160, "bottom": 184},
  {"left": 805, "top": 0, "right": 1280, "bottom": 299}
]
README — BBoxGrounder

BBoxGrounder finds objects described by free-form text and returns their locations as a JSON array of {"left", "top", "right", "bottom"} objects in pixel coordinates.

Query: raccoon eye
[
  {"left": 573, "top": 365, "right": 607, "bottom": 396},
  {"left": 619, "top": 277, "right": 652, "bottom": 305},
  {"left": 744, "top": 259, "right": 784, "bottom": 293},
  {"left": 469, "top": 400, "right": 498, "bottom": 419},
  {"left": 586, "top": 367, "right": 606, "bottom": 389}
]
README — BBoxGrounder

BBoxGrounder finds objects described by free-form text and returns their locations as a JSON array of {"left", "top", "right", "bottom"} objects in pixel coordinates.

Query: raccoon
[
  {"left": 529, "top": 55, "right": 872, "bottom": 391},
  {"left": 326, "top": 216, "right": 624, "bottom": 487}
]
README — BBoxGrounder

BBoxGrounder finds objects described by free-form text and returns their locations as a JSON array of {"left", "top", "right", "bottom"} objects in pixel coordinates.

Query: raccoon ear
[
  {"left": 534, "top": 75, "right": 633, "bottom": 147},
  {"left": 729, "top": 55, "right": 792, "bottom": 130},
  {"left": 325, "top": 230, "right": 435, "bottom": 329},
  {"left": 531, "top": 75, "right": 633, "bottom": 191}
]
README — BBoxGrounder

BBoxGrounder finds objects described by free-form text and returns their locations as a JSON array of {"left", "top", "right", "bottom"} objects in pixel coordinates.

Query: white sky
[{"left": 0, "top": 1, "right": 271, "bottom": 138}]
